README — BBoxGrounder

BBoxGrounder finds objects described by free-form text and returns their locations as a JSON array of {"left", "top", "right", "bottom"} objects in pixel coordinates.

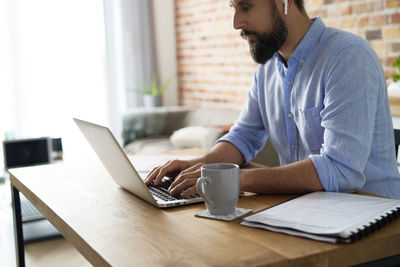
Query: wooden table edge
[{"left": 9, "top": 170, "right": 111, "bottom": 267}]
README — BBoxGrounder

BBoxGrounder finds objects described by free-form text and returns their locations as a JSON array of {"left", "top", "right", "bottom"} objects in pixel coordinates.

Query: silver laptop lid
[{"left": 73, "top": 118, "right": 159, "bottom": 208}]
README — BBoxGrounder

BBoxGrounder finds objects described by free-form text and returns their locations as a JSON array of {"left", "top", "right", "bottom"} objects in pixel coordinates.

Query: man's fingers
[
  {"left": 181, "top": 185, "right": 198, "bottom": 198},
  {"left": 168, "top": 163, "right": 203, "bottom": 195},
  {"left": 144, "top": 160, "right": 194, "bottom": 186},
  {"left": 169, "top": 168, "right": 198, "bottom": 191},
  {"left": 154, "top": 160, "right": 183, "bottom": 185},
  {"left": 144, "top": 160, "right": 176, "bottom": 185},
  {"left": 181, "top": 162, "right": 204, "bottom": 174},
  {"left": 144, "top": 165, "right": 164, "bottom": 185},
  {"left": 169, "top": 178, "right": 198, "bottom": 196}
]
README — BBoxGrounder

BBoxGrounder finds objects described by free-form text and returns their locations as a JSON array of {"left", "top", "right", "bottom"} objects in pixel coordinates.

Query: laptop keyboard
[{"left": 148, "top": 179, "right": 200, "bottom": 201}]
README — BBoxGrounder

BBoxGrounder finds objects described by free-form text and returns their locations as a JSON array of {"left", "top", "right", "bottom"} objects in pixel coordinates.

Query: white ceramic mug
[{"left": 196, "top": 163, "right": 239, "bottom": 215}]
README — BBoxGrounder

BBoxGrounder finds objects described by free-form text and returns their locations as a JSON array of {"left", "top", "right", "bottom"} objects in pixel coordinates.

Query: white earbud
[{"left": 284, "top": 0, "right": 288, "bottom": 15}]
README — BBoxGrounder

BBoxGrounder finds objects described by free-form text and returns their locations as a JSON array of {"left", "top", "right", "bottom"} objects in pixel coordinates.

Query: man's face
[{"left": 231, "top": 0, "right": 288, "bottom": 64}]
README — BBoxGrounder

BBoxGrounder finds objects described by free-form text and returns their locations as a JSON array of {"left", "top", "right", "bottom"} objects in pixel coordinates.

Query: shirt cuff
[{"left": 309, "top": 154, "right": 339, "bottom": 192}]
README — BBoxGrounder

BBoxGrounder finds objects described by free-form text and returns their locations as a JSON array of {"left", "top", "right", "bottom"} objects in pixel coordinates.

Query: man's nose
[{"left": 233, "top": 12, "right": 246, "bottom": 30}]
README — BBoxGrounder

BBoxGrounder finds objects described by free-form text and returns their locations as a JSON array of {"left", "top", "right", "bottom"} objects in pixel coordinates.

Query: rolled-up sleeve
[
  {"left": 217, "top": 69, "right": 268, "bottom": 164},
  {"left": 310, "top": 46, "right": 380, "bottom": 193}
]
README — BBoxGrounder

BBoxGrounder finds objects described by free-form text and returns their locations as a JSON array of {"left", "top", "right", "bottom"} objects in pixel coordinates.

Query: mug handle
[{"left": 196, "top": 176, "right": 214, "bottom": 207}]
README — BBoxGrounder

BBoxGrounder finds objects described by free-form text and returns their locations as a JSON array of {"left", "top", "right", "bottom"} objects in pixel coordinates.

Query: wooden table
[{"left": 9, "top": 159, "right": 400, "bottom": 266}]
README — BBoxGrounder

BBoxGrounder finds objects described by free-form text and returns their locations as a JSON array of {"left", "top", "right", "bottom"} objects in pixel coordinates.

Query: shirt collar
[{"left": 274, "top": 17, "right": 326, "bottom": 66}]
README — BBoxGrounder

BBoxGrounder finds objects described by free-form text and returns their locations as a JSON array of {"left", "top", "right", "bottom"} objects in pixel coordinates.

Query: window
[{"left": 0, "top": 0, "right": 109, "bottom": 166}]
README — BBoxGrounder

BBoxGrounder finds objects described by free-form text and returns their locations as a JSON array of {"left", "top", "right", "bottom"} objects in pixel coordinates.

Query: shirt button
[
  {"left": 288, "top": 113, "right": 293, "bottom": 118},
  {"left": 291, "top": 144, "right": 295, "bottom": 149},
  {"left": 287, "top": 81, "right": 292, "bottom": 85},
  {"left": 301, "top": 60, "right": 305, "bottom": 63}
]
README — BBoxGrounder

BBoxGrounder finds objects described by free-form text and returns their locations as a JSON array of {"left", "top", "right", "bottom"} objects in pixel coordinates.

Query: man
[{"left": 145, "top": 0, "right": 400, "bottom": 199}]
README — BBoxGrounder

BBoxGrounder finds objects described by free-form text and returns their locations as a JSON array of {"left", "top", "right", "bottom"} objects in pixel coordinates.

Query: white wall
[
  {"left": 0, "top": 0, "right": 109, "bottom": 162},
  {"left": 152, "top": 0, "right": 178, "bottom": 106}
]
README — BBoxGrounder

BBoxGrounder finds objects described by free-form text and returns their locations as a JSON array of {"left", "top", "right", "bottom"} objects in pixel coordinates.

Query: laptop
[{"left": 73, "top": 118, "right": 204, "bottom": 208}]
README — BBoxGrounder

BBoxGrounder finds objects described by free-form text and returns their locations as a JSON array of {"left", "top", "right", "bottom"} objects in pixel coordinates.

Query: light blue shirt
[{"left": 218, "top": 18, "right": 400, "bottom": 199}]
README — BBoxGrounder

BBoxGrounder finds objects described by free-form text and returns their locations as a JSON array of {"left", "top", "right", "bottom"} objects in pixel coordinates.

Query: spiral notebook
[{"left": 241, "top": 191, "right": 400, "bottom": 243}]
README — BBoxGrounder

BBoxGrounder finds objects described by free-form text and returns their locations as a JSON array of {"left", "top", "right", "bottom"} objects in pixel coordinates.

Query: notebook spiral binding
[{"left": 347, "top": 207, "right": 400, "bottom": 243}]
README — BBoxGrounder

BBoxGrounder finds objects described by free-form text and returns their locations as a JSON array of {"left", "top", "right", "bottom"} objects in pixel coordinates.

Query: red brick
[
  {"left": 340, "top": 17, "right": 356, "bottom": 28},
  {"left": 325, "top": 19, "right": 338, "bottom": 28},
  {"left": 392, "top": 13, "right": 400, "bottom": 24},
  {"left": 386, "top": 56, "right": 398, "bottom": 66},
  {"left": 374, "top": 0, "right": 385, "bottom": 10},
  {"left": 309, "top": 9, "right": 327, "bottom": 18},
  {"left": 353, "top": 2, "right": 373, "bottom": 14},
  {"left": 309, "top": 0, "right": 324, "bottom": 6},
  {"left": 327, "top": 5, "right": 340, "bottom": 16},
  {"left": 371, "top": 42, "right": 389, "bottom": 56},
  {"left": 340, "top": 5, "right": 352, "bottom": 16},
  {"left": 369, "top": 15, "right": 388, "bottom": 26},
  {"left": 358, "top": 17, "right": 369, "bottom": 27},
  {"left": 387, "top": 0, "right": 400, "bottom": 8},
  {"left": 384, "top": 26, "right": 400, "bottom": 39},
  {"left": 392, "top": 43, "right": 400, "bottom": 52}
]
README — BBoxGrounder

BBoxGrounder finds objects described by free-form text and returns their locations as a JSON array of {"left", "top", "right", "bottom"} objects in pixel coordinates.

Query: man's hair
[{"left": 293, "top": 0, "right": 305, "bottom": 11}]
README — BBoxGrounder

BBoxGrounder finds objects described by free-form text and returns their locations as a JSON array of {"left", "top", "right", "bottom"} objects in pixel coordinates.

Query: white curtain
[
  {"left": 0, "top": 0, "right": 157, "bottom": 168},
  {"left": 121, "top": 0, "right": 156, "bottom": 108},
  {"left": 103, "top": 0, "right": 157, "bottom": 139},
  {"left": 0, "top": 0, "right": 109, "bottom": 165}
]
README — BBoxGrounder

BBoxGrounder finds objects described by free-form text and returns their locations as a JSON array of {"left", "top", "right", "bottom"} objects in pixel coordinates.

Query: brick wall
[
  {"left": 307, "top": 0, "right": 400, "bottom": 79},
  {"left": 175, "top": 0, "right": 400, "bottom": 108}
]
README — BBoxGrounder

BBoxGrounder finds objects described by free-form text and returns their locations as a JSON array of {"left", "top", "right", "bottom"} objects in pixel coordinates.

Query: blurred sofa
[{"left": 121, "top": 106, "right": 280, "bottom": 167}]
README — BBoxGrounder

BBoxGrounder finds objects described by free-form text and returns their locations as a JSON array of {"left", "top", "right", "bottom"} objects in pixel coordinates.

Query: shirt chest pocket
[{"left": 296, "top": 106, "right": 324, "bottom": 154}]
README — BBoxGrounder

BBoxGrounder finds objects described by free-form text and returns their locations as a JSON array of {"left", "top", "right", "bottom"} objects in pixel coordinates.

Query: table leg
[{"left": 11, "top": 184, "right": 25, "bottom": 267}]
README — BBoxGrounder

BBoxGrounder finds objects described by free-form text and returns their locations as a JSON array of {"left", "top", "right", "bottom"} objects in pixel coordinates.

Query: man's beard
[{"left": 241, "top": 12, "right": 288, "bottom": 64}]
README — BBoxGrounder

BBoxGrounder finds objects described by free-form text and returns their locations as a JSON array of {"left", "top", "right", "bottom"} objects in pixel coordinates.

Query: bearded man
[{"left": 145, "top": 0, "right": 400, "bottom": 199}]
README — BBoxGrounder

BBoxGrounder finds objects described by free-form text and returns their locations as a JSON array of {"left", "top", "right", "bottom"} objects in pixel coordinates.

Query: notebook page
[
  {"left": 241, "top": 221, "right": 338, "bottom": 243},
  {"left": 243, "top": 192, "right": 400, "bottom": 235}
]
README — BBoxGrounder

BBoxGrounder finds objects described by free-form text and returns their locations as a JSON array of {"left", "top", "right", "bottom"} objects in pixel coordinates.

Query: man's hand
[
  {"left": 144, "top": 142, "right": 245, "bottom": 197},
  {"left": 144, "top": 159, "right": 204, "bottom": 198},
  {"left": 168, "top": 163, "right": 204, "bottom": 197},
  {"left": 144, "top": 158, "right": 199, "bottom": 186}
]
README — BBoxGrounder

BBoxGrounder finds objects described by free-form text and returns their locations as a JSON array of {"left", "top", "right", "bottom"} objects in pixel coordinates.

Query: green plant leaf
[
  {"left": 394, "top": 73, "right": 400, "bottom": 82},
  {"left": 129, "top": 74, "right": 175, "bottom": 97},
  {"left": 393, "top": 56, "right": 400, "bottom": 82}
]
